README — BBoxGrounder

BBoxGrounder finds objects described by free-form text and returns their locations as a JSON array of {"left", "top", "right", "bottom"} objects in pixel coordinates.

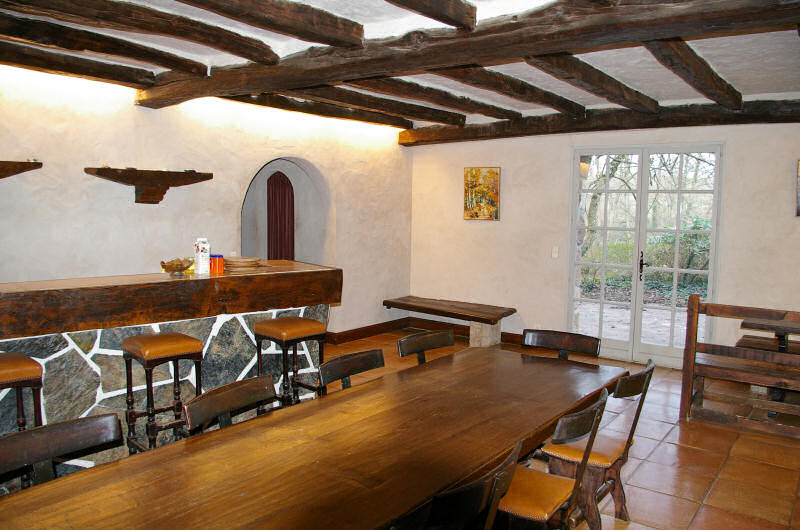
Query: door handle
[{"left": 639, "top": 251, "right": 650, "bottom": 281}]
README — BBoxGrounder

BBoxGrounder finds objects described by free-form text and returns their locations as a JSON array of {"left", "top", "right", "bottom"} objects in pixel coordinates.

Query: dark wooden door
[{"left": 267, "top": 172, "right": 294, "bottom": 260}]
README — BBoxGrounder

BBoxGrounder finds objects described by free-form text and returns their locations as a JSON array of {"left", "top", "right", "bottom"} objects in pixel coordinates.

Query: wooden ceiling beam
[
  {"left": 644, "top": 38, "right": 742, "bottom": 110},
  {"left": 282, "top": 86, "right": 466, "bottom": 125},
  {"left": 0, "top": 0, "right": 279, "bottom": 65},
  {"left": 0, "top": 12, "right": 205, "bottom": 75},
  {"left": 224, "top": 93, "right": 413, "bottom": 129},
  {"left": 384, "top": 0, "right": 477, "bottom": 30},
  {"left": 435, "top": 66, "right": 585, "bottom": 118},
  {"left": 136, "top": 0, "right": 800, "bottom": 108},
  {"left": 347, "top": 77, "right": 521, "bottom": 120},
  {"left": 525, "top": 53, "right": 659, "bottom": 113},
  {"left": 0, "top": 40, "right": 154, "bottom": 88},
  {"left": 175, "top": 0, "right": 363, "bottom": 48},
  {"left": 398, "top": 99, "right": 800, "bottom": 146}
]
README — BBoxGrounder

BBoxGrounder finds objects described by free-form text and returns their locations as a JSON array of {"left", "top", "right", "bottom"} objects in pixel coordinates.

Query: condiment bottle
[{"left": 195, "top": 238, "right": 210, "bottom": 274}]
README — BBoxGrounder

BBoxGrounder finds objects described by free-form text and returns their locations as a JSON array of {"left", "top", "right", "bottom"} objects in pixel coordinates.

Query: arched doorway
[
  {"left": 267, "top": 172, "right": 294, "bottom": 260},
  {"left": 241, "top": 158, "right": 331, "bottom": 265}
]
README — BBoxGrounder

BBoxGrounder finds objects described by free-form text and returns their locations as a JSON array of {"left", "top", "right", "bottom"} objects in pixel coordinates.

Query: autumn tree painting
[{"left": 464, "top": 167, "right": 500, "bottom": 220}]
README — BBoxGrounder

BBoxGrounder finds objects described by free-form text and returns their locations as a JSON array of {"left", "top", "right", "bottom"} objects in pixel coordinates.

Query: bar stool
[
  {"left": 121, "top": 332, "right": 203, "bottom": 453},
  {"left": 0, "top": 352, "right": 43, "bottom": 432},
  {"left": 253, "top": 317, "right": 326, "bottom": 405}
]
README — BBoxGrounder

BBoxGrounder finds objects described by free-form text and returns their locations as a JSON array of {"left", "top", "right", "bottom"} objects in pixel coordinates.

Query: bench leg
[{"left": 469, "top": 322, "right": 501, "bottom": 347}]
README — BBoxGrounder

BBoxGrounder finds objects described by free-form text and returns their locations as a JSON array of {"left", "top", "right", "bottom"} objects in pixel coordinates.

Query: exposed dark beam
[
  {"left": 384, "top": 0, "right": 477, "bottom": 30},
  {"left": 0, "top": 161, "right": 42, "bottom": 179},
  {"left": 436, "top": 66, "right": 585, "bottom": 117},
  {"left": 282, "top": 86, "right": 466, "bottom": 125},
  {"left": 136, "top": 0, "right": 800, "bottom": 108},
  {"left": 0, "top": 12, "right": 205, "bottom": 75},
  {"left": 0, "top": 40, "right": 154, "bottom": 88},
  {"left": 0, "top": 0, "right": 279, "bottom": 65},
  {"left": 175, "top": 0, "right": 363, "bottom": 47},
  {"left": 525, "top": 53, "right": 659, "bottom": 113},
  {"left": 644, "top": 38, "right": 742, "bottom": 110},
  {"left": 224, "top": 93, "right": 413, "bottom": 129},
  {"left": 398, "top": 99, "right": 800, "bottom": 146},
  {"left": 346, "top": 78, "right": 521, "bottom": 120}
]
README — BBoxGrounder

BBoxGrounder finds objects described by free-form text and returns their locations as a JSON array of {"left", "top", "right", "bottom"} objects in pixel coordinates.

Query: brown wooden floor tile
[
  {"left": 605, "top": 414, "right": 674, "bottom": 441},
  {"left": 575, "top": 513, "right": 658, "bottom": 529},
  {"left": 626, "top": 436, "right": 660, "bottom": 460},
  {"left": 719, "top": 457, "right": 800, "bottom": 496},
  {"left": 643, "top": 389, "right": 683, "bottom": 409},
  {"left": 600, "top": 484, "right": 699, "bottom": 529},
  {"left": 646, "top": 442, "right": 726, "bottom": 478},
  {"left": 731, "top": 435, "right": 800, "bottom": 470},
  {"left": 737, "top": 430, "right": 800, "bottom": 450},
  {"left": 792, "top": 498, "right": 799, "bottom": 528},
  {"left": 627, "top": 460, "right": 715, "bottom": 501},
  {"left": 688, "top": 505, "right": 787, "bottom": 530},
  {"left": 663, "top": 422, "right": 739, "bottom": 455},
  {"left": 651, "top": 379, "right": 684, "bottom": 396},
  {"left": 705, "top": 477, "right": 795, "bottom": 525},
  {"left": 621, "top": 457, "right": 643, "bottom": 483},
  {"left": 607, "top": 396, "right": 636, "bottom": 414}
]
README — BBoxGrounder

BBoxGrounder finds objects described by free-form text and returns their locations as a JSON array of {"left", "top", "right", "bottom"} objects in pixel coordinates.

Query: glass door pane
[{"left": 572, "top": 153, "right": 640, "bottom": 354}]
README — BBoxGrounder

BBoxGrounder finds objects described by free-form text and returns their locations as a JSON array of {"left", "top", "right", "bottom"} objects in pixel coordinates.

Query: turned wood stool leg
[
  {"left": 292, "top": 344, "right": 300, "bottom": 403},
  {"left": 14, "top": 387, "right": 26, "bottom": 431},
  {"left": 194, "top": 360, "right": 202, "bottom": 396},
  {"left": 32, "top": 386, "right": 43, "bottom": 427},
  {"left": 255, "top": 335, "right": 264, "bottom": 376},
  {"left": 172, "top": 360, "right": 182, "bottom": 440},
  {"left": 145, "top": 368, "right": 157, "bottom": 450},
  {"left": 318, "top": 340, "right": 324, "bottom": 366},
  {"left": 125, "top": 358, "right": 136, "bottom": 455},
  {"left": 280, "top": 346, "right": 291, "bottom": 405}
]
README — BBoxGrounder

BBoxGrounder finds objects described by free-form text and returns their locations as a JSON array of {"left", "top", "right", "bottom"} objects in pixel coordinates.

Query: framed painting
[{"left": 464, "top": 167, "right": 500, "bottom": 220}]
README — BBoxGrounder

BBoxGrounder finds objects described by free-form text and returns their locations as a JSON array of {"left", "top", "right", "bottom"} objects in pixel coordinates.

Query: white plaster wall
[
  {"left": 0, "top": 66, "right": 412, "bottom": 332},
  {"left": 409, "top": 124, "right": 800, "bottom": 347}
]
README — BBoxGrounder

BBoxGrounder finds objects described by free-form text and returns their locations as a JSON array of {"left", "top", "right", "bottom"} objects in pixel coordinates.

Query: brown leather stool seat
[
  {"left": 0, "top": 352, "right": 43, "bottom": 432},
  {"left": 121, "top": 332, "right": 204, "bottom": 453},
  {"left": 253, "top": 317, "right": 326, "bottom": 405}
]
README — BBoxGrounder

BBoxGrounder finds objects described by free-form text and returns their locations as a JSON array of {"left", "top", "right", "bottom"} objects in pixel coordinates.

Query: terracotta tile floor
[{"left": 326, "top": 329, "right": 800, "bottom": 529}]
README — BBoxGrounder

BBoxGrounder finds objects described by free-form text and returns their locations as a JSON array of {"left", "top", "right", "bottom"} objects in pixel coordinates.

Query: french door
[{"left": 569, "top": 146, "right": 720, "bottom": 368}]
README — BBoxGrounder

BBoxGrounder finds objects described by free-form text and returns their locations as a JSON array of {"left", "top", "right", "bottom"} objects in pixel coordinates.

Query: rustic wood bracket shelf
[
  {"left": 84, "top": 167, "right": 213, "bottom": 204},
  {"left": 0, "top": 160, "right": 43, "bottom": 179}
]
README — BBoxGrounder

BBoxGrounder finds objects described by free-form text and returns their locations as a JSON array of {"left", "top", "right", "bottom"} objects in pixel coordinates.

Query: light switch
[{"left": 551, "top": 246, "right": 559, "bottom": 259}]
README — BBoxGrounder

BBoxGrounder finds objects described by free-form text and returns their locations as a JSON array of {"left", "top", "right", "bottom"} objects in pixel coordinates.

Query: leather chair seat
[
  {"left": 541, "top": 432, "right": 628, "bottom": 468},
  {"left": 253, "top": 317, "right": 325, "bottom": 342},
  {"left": 0, "top": 352, "right": 43, "bottom": 385},
  {"left": 498, "top": 465, "right": 574, "bottom": 522},
  {"left": 121, "top": 332, "right": 203, "bottom": 361}
]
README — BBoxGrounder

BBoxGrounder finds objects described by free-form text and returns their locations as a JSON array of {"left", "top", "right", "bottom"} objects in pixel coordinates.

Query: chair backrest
[
  {"left": 397, "top": 330, "right": 454, "bottom": 365},
  {"left": 318, "top": 349, "right": 384, "bottom": 396},
  {"left": 183, "top": 375, "right": 277, "bottom": 433},
  {"left": 551, "top": 388, "right": 608, "bottom": 510},
  {"left": 0, "top": 413, "right": 122, "bottom": 487},
  {"left": 521, "top": 329, "right": 600, "bottom": 360},
  {"left": 427, "top": 440, "right": 522, "bottom": 530},
  {"left": 384, "top": 499, "right": 432, "bottom": 530},
  {"left": 613, "top": 359, "right": 655, "bottom": 456}
]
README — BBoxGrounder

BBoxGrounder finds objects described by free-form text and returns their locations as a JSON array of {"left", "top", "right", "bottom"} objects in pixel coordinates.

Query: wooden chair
[
  {"left": 397, "top": 330, "right": 454, "bottom": 365},
  {"left": 522, "top": 329, "right": 600, "bottom": 360},
  {"left": 542, "top": 360, "right": 655, "bottom": 522},
  {"left": 384, "top": 500, "right": 432, "bottom": 530},
  {"left": 426, "top": 440, "right": 522, "bottom": 530},
  {"left": 183, "top": 375, "right": 279, "bottom": 434},
  {"left": 0, "top": 413, "right": 122, "bottom": 488},
  {"left": 312, "top": 349, "right": 384, "bottom": 397},
  {"left": 497, "top": 389, "right": 608, "bottom": 530}
]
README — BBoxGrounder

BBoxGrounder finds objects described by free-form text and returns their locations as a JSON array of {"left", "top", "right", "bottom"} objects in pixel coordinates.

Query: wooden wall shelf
[
  {"left": 84, "top": 166, "right": 213, "bottom": 204},
  {"left": 0, "top": 160, "right": 42, "bottom": 179}
]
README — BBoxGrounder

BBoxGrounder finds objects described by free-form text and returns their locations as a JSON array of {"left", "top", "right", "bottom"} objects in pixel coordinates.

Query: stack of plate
[{"left": 223, "top": 256, "right": 260, "bottom": 272}]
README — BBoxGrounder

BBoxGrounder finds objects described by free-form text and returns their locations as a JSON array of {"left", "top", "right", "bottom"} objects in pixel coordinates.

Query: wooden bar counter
[{"left": 0, "top": 260, "right": 342, "bottom": 339}]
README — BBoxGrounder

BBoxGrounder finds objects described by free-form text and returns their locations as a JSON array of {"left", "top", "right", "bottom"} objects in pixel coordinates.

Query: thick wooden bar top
[
  {"left": 0, "top": 260, "right": 342, "bottom": 339},
  {"left": 0, "top": 348, "right": 626, "bottom": 528}
]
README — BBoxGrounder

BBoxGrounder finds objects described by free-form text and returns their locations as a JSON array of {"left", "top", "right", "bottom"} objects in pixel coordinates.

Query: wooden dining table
[{"left": 0, "top": 347, "right": 626, "bottom": 529}]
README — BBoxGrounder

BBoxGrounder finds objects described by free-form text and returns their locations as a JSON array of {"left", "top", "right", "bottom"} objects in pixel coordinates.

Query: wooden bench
[
  {"left": 382, "top": 296, "right": 516, "bottom": 347},
  {"left": 681, "top": 294, "right": 800, "bottom": 438}
]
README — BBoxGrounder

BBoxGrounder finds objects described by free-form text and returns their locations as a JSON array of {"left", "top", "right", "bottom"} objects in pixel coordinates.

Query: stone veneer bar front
[{"left": 0, "top": 261, "right": 342, "bottom": 487}]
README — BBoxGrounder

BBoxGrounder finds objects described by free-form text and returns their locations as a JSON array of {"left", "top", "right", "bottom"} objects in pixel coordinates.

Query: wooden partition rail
[{"left": 681, "top": 294, "right": 800, "bottom": 438}]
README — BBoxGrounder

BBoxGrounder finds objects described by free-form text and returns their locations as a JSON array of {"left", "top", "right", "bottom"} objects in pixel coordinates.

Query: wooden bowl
[{"left": 161, "top": 257, "right": 194, "bottom": 276}]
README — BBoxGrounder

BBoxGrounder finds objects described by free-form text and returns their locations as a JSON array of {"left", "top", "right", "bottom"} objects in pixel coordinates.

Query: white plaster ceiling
[{"left": 1, "top": 1, "right": 798, "bottom": 125}]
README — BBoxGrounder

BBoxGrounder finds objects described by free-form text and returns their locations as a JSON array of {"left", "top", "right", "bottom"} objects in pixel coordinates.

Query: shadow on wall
[{"left": 241, "top": 158, "right": 333, "bottom": 265}]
